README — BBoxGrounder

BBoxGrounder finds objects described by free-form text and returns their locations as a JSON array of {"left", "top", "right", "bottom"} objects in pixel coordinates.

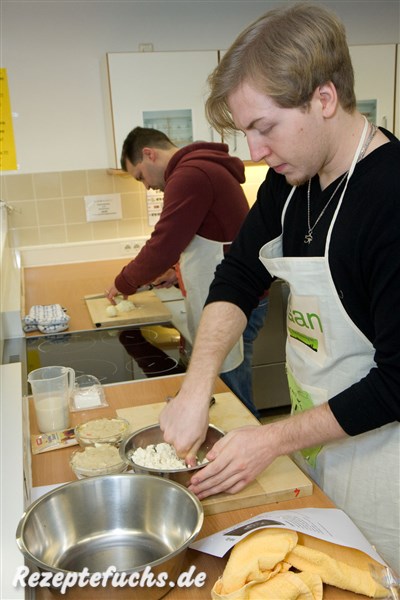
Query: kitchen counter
[
  {"left": 23, "top": 258, "right": 190, "bottom": 340},
  {"left": 22, "top": 260, "right": 291, "bottom": 413},
  {"left": 23, "top": 259, "right": 158, "bottom": 333},
  {"left": 27, "top": 375, "right": 371, "bottom": 600}
]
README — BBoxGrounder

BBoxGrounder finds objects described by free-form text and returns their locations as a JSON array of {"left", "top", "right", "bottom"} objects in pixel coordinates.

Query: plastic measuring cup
[{"left": 28, "top": 366, "right": 75, "bottom": 432}]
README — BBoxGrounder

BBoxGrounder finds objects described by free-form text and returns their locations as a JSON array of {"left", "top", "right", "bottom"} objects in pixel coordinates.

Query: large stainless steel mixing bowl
[
  {"left": 120, "top": 423, "right": 225, "bottom": 487},
  {"left": 16, "top": 474, "right": 203, "bottom": 599}
]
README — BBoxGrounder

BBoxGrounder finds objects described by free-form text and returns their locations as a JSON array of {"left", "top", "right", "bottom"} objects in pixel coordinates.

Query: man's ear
[
  {"left": 316, "top": 81, "right": 338, "bottom": 117},
  {"left": 142, "top": 147, "right": 157, "bottom": 162}
]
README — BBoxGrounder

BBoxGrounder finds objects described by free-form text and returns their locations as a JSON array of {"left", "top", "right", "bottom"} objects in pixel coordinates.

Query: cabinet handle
[
  {"left": 382, "top": 116, "right": 387, "bottom": 129},
  {"left": 209, "top": 127, "right": 214, "bottom": 142}
]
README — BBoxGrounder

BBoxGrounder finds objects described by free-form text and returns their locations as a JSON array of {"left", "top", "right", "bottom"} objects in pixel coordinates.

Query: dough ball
[
  {"left": 116, "top": 300, "right": 136, "bottom": 313},
  {"left": 105, "top": 305, "right": 118, "bottom": 317}
]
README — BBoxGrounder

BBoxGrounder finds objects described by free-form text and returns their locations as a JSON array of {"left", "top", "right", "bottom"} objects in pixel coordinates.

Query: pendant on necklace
[{"left": 304, "top": 232, "right": 313, "bottom": 244}]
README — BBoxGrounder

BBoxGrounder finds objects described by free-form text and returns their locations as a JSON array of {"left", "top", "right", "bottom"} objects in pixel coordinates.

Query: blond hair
[{"left": 206, "top": 2, "right": 356, "bottom": 134}]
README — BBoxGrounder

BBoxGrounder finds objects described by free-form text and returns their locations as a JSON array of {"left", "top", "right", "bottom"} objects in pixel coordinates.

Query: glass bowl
[
  {"left": 70, "top": 444, "right": 128, "bottom": 479},
  {"left": 75, "top": 417, "right": 129, "bottom": 447}
]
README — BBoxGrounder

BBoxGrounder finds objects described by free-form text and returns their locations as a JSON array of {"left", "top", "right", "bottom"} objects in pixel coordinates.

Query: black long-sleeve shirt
[{"left": 206, "top": 130, "right": 400, "bottom": 436}]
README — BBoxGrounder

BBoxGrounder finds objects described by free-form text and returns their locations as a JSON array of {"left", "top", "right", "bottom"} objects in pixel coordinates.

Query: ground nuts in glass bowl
[
  {"left": 70, "top": 443, "right": 128, "bottom": 478},
  {"left": 75, "top": 417, "right": 129, "bottom": 448}
]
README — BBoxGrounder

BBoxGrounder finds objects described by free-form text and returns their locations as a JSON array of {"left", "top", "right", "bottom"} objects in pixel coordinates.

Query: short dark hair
[{"left": 120, "top": 127, "right": 176, "bottom": 170}]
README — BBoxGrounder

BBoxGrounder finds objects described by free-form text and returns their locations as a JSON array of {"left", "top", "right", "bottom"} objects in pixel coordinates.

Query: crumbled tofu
[{"left": 129, "top": 442, "right": 208, "bottom": 470}]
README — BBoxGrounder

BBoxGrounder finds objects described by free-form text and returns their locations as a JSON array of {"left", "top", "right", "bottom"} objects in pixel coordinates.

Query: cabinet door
[
  {"left": 223, "top": 129, "right": 252, "bottom": 162},
  {"left": 107, "top": 51, "right": 220, "bottom": 168},
  {"left": 218, "top": 50, "right": 252, "bottom": 161},
  {"left": 350, "top": 44, "right": 396, "bottom": 132},
  {"left": 252, "top": 279, "right": 291, "bottom": 410}
]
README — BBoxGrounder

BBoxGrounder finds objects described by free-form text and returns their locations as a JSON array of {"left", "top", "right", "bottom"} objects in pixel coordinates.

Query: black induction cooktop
[{"left": 25, "top": 323, "right": 187, "bottom": 385}]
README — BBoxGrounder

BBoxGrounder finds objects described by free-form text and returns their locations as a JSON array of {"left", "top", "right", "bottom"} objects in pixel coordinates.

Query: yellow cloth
[
  {"left": 213, "top": 562, "right": 292, "bottom": 600},
  {"left": 211, "top": 528, "right": 388, "bottom": 600},
  {"left": 213, "top": 570, "right": 323, "bottom": 600},
  {"left": 248, "top": 571, "right": 323, "bottom": 600},
  {"left": 216, "top": 528, "right": 298, "bottom": 594},
  {"left": 286, "top": 535, "right": 388, "bottom": 598}
]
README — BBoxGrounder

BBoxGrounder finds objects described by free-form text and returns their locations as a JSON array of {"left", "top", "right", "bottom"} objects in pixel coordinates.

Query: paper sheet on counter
[
  {"left": 190, "top": 507, "right": 386, "bottom": 565},
  {"left": 31, "top": 482, "right": 70, "bottom": 502}
]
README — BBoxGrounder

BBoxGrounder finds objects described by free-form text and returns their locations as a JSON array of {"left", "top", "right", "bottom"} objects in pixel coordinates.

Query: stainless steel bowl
[
  {"left": 16, "top": 474, "right": 203, "bottom": 599},
  {"left": 120, "top": 423, "right": 225, "bottom": 487}
]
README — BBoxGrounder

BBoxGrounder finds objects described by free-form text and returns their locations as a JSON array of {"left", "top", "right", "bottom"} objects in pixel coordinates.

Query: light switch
[{"left": 84, "top": 194, "right": 122, "bottom": 222}]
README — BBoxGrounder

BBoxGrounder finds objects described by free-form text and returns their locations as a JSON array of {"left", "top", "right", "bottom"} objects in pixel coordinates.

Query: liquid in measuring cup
[
  {"left": 34, "top": 396, "right": 71, "bottom": 432},
  {"left": 28, "top": 366, "right": 75, "bottom": 433}
]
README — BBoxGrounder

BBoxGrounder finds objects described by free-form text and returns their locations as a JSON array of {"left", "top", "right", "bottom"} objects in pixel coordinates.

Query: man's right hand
[
  {"left": 159, "top": 301, "right": 248, "bottom": 464},
  {"left": 105, "top": 285, "right": 128, "bottom": 305},
  {"left": 159, "top": 390, "right": 211, "bottom": 466}
]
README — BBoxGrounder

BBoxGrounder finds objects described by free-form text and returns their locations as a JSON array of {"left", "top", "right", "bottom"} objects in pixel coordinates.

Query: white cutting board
[
  {"left": 84, "top": 291, "right": 172, "bottom": 327},
  {"left": 117, "top": 393, "right": 313, "bottom": 516}
]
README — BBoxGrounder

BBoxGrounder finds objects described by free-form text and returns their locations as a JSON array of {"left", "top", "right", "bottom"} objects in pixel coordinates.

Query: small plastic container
[
  {"left": 70, "top": 444, "right": 128, "bottom": 479},
  {"left": 75, "top": 417, "right": 129, "bottom": 448},
  {"left": 70, "top": 374, "right": 108, "bottom": 412}
]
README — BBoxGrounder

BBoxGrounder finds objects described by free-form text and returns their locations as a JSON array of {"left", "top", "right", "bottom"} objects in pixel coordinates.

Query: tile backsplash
[
  {"left": 2, "top": 169, "right": 153, "bottom": 248},
  {"left": 2, "top": 165, "right": 266, "bottom": 249}
]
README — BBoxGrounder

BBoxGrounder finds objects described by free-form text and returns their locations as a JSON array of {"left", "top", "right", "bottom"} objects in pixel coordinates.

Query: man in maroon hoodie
[{"left": 106, "top": 127, "right": 268, "bottom": 416}]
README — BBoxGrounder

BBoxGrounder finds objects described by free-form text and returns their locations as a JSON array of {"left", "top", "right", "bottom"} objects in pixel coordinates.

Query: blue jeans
[{"left": 220, "top": 297, "right": 269, "bottom": 418}]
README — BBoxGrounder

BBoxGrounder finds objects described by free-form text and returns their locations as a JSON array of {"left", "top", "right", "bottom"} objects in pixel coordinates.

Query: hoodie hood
[{"left": 165, "top": 141, "right": 246, "bottom": 184}]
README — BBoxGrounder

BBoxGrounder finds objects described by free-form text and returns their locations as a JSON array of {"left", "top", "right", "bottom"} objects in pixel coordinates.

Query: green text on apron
[{"left": 259, "top": 118, "right": 400, "bottom": 570}]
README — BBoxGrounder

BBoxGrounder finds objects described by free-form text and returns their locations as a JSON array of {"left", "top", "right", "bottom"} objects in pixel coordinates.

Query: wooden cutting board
[
  {"left": 117, "top": 393, "right": 313, "bottom": 516},
  {"left": 84, "top": 291, "right": 172, "bottom": 327}
]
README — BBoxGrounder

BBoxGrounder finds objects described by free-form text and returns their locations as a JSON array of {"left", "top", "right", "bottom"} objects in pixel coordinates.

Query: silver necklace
[
  {"left": 304, "top": 123, "right": 378, "bottom": 244},
  {"left": 304, "top": 173, "right": 347, "bottom": 244}
]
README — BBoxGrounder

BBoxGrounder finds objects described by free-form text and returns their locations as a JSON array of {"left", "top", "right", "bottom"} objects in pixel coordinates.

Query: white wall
[
  {"left": 0, "top": 205, "right": 23, "bottom": 342},
  {"left": 2, "top": 0, "right": 400, "bottom": 174}
]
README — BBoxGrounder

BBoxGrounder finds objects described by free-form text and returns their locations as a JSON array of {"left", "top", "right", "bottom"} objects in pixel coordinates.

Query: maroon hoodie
[{"left": 114, "top": 142, "right": 249, "bottom": 295}]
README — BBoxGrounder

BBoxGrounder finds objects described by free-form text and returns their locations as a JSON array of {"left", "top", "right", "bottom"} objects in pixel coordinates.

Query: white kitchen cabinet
[
  {"left": 218, "top": 50, "right": 252, "bottom": 161},
  {"left": 350, "top": 44, "right": 396, "bottom": 132},
  {"left": 107, "top": 51, "right": 221, "bottom": 168},
  {"left": 222, "top": 128, "right": 252, "bottom": 162},
  {"left": 107, "top": 45, "right": 398, "bottom": 167}
]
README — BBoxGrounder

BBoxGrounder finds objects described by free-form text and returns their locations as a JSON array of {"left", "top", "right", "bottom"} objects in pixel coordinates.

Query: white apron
[
  {"left": 179, "top": 234, "right": 243, "bottom": 373},
  {"left": 259, "top": 120, "right": 400, "bottom": 570}
]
